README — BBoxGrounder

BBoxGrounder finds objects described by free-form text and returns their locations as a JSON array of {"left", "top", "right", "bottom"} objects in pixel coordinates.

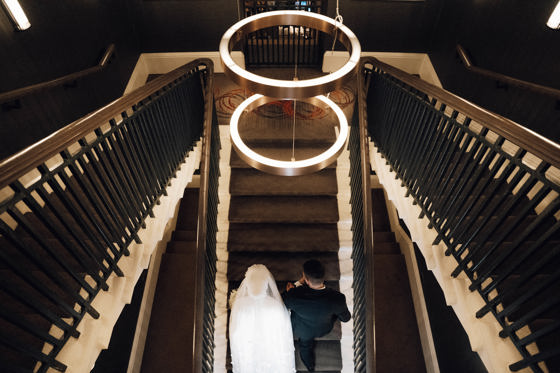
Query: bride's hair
[{"left": 303, "top": 259, "right": 325, "bottom": 285}]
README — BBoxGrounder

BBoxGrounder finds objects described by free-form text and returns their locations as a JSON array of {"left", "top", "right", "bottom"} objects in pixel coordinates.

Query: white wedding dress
[{"left": 229, "top": 264, "right": 296, "bottom": 373}]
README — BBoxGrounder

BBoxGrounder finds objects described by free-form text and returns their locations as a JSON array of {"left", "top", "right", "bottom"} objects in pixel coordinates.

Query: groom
[{"left": 282, "top": 259, "right": 351, "bottom": 372}]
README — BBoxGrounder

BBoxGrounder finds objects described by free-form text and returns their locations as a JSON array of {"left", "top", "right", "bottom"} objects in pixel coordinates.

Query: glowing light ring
[
  {"left": 220, "top": 10, "right": 361, "bottom": 99},
  {"left": 230, "top": 94, "right": 348, "bottom": 176}
]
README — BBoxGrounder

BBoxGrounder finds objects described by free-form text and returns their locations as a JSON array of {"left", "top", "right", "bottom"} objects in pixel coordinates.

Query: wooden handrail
[
  {"left": 357, "top": 61, "right": 376, "bottom": 373},
  {"left": 0, "top": 58, "right": 214, "bottom": 189},
  {"left": 362, "top": 56, "right": 560, "bottom": 168},
  {"left": 193, "top": 62, "right": 215, "bottom": 373},
  {"left": 456, "top": 44, "right": 560, "bottom": 99},
  {"left": 0, "top": 44, "right": 116, "bottom": 104}
]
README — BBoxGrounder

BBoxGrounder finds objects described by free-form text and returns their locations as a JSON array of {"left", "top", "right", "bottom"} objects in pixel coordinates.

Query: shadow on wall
[
  {"left": 0, "top": 0, "right": 141, "bottom": 161},
  {"left": 428, "top": 0, "right": 560, "bottom": 143}
]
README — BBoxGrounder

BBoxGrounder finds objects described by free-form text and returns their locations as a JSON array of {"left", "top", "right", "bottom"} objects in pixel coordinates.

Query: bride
[{"left": 229, "top": 264, "right": 296, "bottom": 373}]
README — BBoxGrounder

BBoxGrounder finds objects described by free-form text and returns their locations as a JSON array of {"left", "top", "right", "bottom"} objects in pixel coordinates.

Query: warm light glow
[
  {"left": 1, "top": 0, "right": 30, "bottom": 30},
  {"left": 220, "top": 10, "right": 361, "bottom": 99},
  {"left": 548, "top": 1, "right": 560, "bottom": 29},
  {"left": 230, "top": 94, "right": 348, "bottom": 176}
]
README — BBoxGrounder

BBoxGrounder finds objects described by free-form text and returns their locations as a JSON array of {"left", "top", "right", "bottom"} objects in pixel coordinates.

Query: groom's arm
[{"left": 336, "top": 294, "right": 351, "bottom": 322}]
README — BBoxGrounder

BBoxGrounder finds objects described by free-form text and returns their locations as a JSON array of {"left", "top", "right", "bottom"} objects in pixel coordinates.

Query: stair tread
[
  {"left": 373, "top": 254, "right": 426, "bottom": 373},
  {"left": 373, "top": 231, "right": 395, "bottom": 243},
  {"left": 374, "top": 241, "right": 400, "bottom": 255},
  {"left": 142, "top": 253, "right": 197, "bottom": 372},
  {"left": 227, "top": 223, "right": 339, "bottom": 252},
  {"left": 295, "top": 340, "right": 342, "bottom": 371},
  {"left": 166, "top": 241, "right": 197, "bottom": 254},
  {"left": 230, "top": 168, "right": 337, "bottom": 196},
  {"left": 171, "top": 229, "right": 197, "bottom": 242},
  {"left": 229, "top": 196, "right": 339, "bottom": 223},
  {"left": 238, "top": 108, "right": 338, "bottom": 142},
  {"left": 230, "top": 143, "right": 337, "bottom": 169},
  {"left": 0, "top": 269, "right": 83, "bottom": 317},
  {"left": 0, "top": 237, "right": 97, "bottom": 273},
  {"left": 228, "top": 252, "right": 341, "bottom": 281}
]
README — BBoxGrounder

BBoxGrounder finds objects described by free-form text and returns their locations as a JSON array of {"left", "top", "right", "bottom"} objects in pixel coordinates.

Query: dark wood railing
[
  {"left": 456, "top": 44, "right": 560, "bottom": 99},
  {"left": 0, "top": 58, "right": 213, "bottom": 372},
  {"left": 0, "top": 44, "right": 116, "bottom": 104},
  {"left": 241, "top": 1, "right": 325, "bottom": 67},
  {"left": 350, "top": 73, "right": 376, "bottom": 373},
  {"left": 362, "top": 56, "right": 560, "bottom": 372},
  {"left": 193, "top": 65, "right": 220, "bottom": 373}
]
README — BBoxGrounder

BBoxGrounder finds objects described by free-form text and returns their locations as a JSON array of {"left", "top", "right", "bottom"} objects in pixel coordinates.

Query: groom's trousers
[{"left": 297, "top": 338, "right": 315, "bottom": 371}]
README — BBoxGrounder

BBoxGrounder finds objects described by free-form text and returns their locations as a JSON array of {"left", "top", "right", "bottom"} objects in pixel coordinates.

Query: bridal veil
[{"left": 229, "top": 264, "right": 296, "bottom": 373}]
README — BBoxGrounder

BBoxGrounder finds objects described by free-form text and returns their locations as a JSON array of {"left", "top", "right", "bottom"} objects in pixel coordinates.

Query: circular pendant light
[
  {"left": 220, "top": 10, "right": 361, "bottom": 99},
  {"left": 230, "top": 94, "right": 348, "bottom": 176},
  {"left": 220, "top": 10, "right": 360, "bottom": 176}
]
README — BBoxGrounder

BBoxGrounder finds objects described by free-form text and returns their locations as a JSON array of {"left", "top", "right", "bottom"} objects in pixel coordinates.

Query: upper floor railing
[
  {"left": 0, "top": 58, "right": 213, "bottom": 372},
  {"left": 0, "top": 44, "right": 116, "bottom": 105},
  {"left": 456, "top": 44, "right": 560, "bottom": 100},
  {"left": 361, "top": 56, "right": 560, "bottom": 373}
]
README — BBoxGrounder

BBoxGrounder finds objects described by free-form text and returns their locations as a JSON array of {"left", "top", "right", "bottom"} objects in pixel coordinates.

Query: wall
[
  {"left": 136, "top": 0, "right": 443, "bottom": 53},
  {"left": 329, "top": 0, "right": 443, "bottom": 52},
  {"left": 136, "top": 0, "right": 239, "bottom": 52},
  {"left": 428, "top": 0, "right": 560, "bottom": 142},
  {"left": 0, "top": 0, "right": 141, "bottom": 159}
]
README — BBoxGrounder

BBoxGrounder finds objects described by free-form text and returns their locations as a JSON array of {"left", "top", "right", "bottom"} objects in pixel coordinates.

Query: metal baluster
[{"left": 80, "top": 140, "right": 143, "bottom": 236}]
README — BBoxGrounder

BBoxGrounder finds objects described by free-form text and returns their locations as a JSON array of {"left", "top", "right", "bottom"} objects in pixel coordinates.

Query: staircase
[
  {"left": 370, "top": 188, "right": 426, "bottom": 373},
  {"left": 141, "top": 187, "right": 199, "bottom": 372},
  {"left": 225, "top": 110, "right": 345, "bottom": 372}
]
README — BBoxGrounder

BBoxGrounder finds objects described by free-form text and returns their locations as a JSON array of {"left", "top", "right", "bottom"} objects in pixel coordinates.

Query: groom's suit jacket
[{"left": 282, "top": 285, "right": 351, "bottom": 340}]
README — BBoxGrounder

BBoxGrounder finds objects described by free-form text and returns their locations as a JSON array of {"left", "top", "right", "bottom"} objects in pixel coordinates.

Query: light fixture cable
[{"left": 330, "top": 0, "right": 344, "bottom": 55}]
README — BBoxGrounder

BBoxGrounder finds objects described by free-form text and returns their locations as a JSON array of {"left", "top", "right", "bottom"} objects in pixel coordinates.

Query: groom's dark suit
[{"left": 282, "top": 285, "right": 351, "bottom": 370}]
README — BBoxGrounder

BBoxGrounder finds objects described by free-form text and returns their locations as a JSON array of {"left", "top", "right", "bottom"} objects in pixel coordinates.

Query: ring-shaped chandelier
[
  {"left": 220, "top": 10, "right": 360, "bottom": 175},
  {"left": 220, "top": 10, "right": 361, "bottom": 99},
  {"left": 231, "top": 94, "right": 349, "bottom": 176}
]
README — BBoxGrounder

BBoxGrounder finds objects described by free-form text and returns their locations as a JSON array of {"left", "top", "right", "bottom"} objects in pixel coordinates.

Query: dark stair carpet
[
  {"left": 224, "top": 84, "right": 344, "bottom": 372},
  {"left": 140, "top": 188, "right": 199, "bottom": 372},
  {"left": 371, "top": 188, "right": 427, "bottom": 373},
  {"left": 230, "top": 168, "right": 338, "bottom": 196},
  {"left": 227, "top": 223, "right": 339, "bottom": 252}
]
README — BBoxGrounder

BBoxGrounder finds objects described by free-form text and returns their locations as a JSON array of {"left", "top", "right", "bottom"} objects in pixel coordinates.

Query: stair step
[
  {"left": 374, "top": 241, "right": 401, "bottom": 255},
  {"left": 497, "top": 274, "right": 560, "bottom": 321},
  {"left": 229, "top": 196, "right": 339, "bottom": 223},
  {"left": 373, "top": 231, "right": 396, "bottom": 243},
  {"left": 0, "top": 237, "right": 97, "bottom": 273},
  {"left": 237, "top": 109, "right": 338, "bottom": 142},
  {"left": 230, "top": 168, "right": 337, "bottom": 196},
  {"left": 373, "top": 254, "right": 426, "bottom": 373},
  {"left": 529, "top": 319, "right": 560, "bottom": 373},
  {"left": 371, "top": 189, "right": 391, "bottom": 232},
  {"left": 230, "top": 143, "right": 337, "bottom": 169},
  {"left": 469, "top": 240, "right": 560, "bottom": 277},
  {"left": 176, "top": 188, "right": 199, "bottom": 229},
  {"left": 0, "top": 270, "right": 83, "bottom": 317},
  {"left": 295, "top": 340, "right": 342, "bottom": 371},
  {"left": 227, "top": 223, "right": 339, "bottom": 252},
  {"left": 227, "top": 252, "right": 340, "bottom": 282},
  {"left": 166, "top": 241, "right": 197, "bottom": 254},
  {"left": 0, "top": 314, "right": 51, "bottom": 367},
  {"left": 141, "top": 253, "right": 197, "bottom": 372},
  {"left": 171, "top": 229, "right": 197, "bottom": 242}
]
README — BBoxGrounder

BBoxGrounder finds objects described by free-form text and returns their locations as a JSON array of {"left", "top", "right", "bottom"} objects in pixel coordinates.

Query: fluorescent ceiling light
[
  {"left": 1, "top": 0, "right": 31, "bottom": 31},
  {"left": 548, "top": 1, "right": 560, "bottom": 29}
]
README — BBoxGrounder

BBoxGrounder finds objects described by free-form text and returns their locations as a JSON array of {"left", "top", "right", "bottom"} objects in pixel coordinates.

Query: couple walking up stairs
[
  {"left": 140, "top": 71, "right": 425, "bottom": 372},
  {"left": 215, "top": 73, "right": 353, "bottom": 372}
]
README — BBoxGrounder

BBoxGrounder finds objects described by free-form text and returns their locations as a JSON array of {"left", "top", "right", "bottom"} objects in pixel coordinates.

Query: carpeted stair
[
  {"left": 140, "top": 188, "right": 199, "bottom": 372},
  {"left": 226, "top": 102, "right": 345, "bottom": 372},
  {"left": 371, "top": 188, "right": 427, "bottom": 373}
]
